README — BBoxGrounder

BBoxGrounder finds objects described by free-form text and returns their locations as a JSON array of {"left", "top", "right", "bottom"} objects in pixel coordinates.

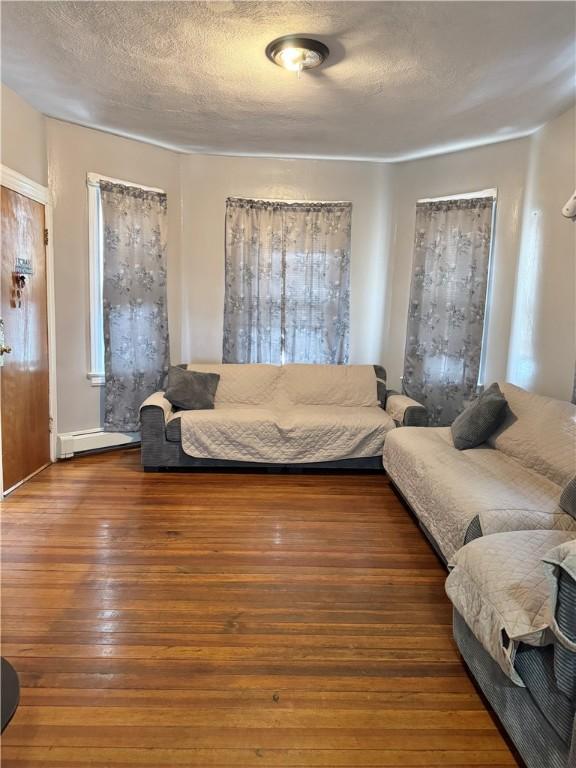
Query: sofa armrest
[
  {"left": 385, "top": 392, "right": 428, "bottom": 427},
  {"left": 140, "top": 391, "right": 173, "bottom": 421},
  {"left": 140, "top": 392, "right": 175, "bottom": 468},
  {"left": 543, "top": 540, "right": 576, "bottom": 700},
  {"left": 472, "top": 509, "right": 576, "bottom": 538}
]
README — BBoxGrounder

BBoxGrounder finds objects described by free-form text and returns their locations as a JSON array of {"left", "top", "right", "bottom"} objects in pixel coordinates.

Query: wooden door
[{"left": 1, "top": 185, "right": 50, "bottom": 493}]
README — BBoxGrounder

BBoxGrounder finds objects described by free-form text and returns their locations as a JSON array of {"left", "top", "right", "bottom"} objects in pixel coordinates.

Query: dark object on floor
[{"left": 1, "top": 657, "right": 20, "bottom": 732}]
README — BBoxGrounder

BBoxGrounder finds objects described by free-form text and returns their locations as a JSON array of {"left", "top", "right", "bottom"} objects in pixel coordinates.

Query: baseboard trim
[{"left": 57, "top": 428, "right": 140, "bottom": 458}]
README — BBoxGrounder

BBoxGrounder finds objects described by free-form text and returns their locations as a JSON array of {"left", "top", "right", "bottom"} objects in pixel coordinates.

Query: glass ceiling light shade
[{"left": 266, "top": 36, "right": 329, "bottom": 77}]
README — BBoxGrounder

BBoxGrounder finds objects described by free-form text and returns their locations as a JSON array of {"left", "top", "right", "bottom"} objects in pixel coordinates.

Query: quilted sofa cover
[
  {"left": 170, "top": 363, "right": 393, "bottom": 463},
  {"left": 139, "top": 364, "right": 427, "bottom": 467},
  {"left": 446, "top": 529, "right": 575, "bottom": 684},
  {"left": 383, "top": 382, "right": 576, "bottom": 561}
]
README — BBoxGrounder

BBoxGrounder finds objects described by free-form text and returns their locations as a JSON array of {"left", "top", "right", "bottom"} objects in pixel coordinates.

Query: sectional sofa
[
  {"left": 383, "top": 382, "right": 576, "bottom": 563},
  {"left": 141, "top": 367, "right": 576, "bottom": 766},
  {"left": 140, "top": 363, "right": 428, "bottom": 471},
  {"left": 384, "top": 382, "right": 576, "bottom": 768},
  {"left": 448, "top": 531, "right": 575, "bottom": 768}
]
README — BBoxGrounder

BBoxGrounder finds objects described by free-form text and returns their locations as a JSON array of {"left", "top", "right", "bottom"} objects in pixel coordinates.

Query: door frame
[{"left": 1, "top": 165, "right": 58, "bottom": 493}]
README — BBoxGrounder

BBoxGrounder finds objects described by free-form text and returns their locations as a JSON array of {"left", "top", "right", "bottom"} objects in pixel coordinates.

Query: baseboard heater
[{"left": 57, "top": 428, "right": 140, "bottom": 459}]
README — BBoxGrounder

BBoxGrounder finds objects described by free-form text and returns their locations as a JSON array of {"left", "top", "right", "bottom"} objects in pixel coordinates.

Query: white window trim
[
  {"left": 477, "top": 195, "right": 498, "bottom": 387},
  {"left": 87, "top": 172, "right": 165, "bottom": 386},
  {"left": 417, "top": 188, "right": 497, "bottom": 203},
  {"left": 87, "top": 177, "right": 104, "bottom": 385}
]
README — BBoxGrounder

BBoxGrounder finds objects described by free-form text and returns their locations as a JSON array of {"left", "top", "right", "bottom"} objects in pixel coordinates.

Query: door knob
[{"left": 0, "top": 345, "right": 11, "bottom": 355}]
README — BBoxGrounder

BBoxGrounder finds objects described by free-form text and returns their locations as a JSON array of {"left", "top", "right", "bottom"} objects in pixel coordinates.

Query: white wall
[
  {"left": 40, "top": 103, "right": 575, "bottom": 436},
  {"left": 45, "top": 124, "right": 394, "bottom": 436},
  {"left": 385, "top": 137, "right": 532, "bottom": 390},
  {"left": 179, "top": 154, "right": 392, "bottom": 365},
  {"left": 1, "top": 84, "right": 47, "bottom": 185},
  {"left": 507, "top": 105, "right": 576, "bottom": 401},
  {"left": 46, "top": 119, "right": 182, "bottom": 433},
  {"left": 385, "top": 105, "right": 575, "bottom": 400}
]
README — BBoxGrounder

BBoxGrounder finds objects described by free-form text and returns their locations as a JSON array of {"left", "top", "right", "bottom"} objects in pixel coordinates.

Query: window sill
[{"left": 87, "top": 372, "right": 105, "bottom": 387}]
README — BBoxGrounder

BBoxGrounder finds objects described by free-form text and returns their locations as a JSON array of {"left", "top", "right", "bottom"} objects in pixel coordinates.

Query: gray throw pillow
[
  {"left": 164, "top": 366, "right": 220, "bottom": 410},
  {"left": 451, "top": 382, "right": 508, "bottom": 450},
  {"left": 559, "top": 477, "right": 576, "bottom": 519}
]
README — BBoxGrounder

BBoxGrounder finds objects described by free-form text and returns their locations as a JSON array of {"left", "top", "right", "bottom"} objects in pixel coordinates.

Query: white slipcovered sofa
[
  {"left": 383, "top": 382, "right": 576, "bottom": 767},
  {"left": 447, "top": 532, "right": 576, "bottom": 768},
  {"left": 383, "top": 382, "right": 576, "bottom": 563},
  {"left": 140, "top": 363, "right": 427, "bottom": 471}
]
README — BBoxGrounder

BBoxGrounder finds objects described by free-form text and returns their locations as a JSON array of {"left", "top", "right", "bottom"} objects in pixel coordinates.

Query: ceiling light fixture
[{"left": 266, "top": 36, "right": 329, "bottom": 78}]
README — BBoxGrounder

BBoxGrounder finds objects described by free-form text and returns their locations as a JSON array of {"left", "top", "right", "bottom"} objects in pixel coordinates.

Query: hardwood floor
[{"left": 1, "top": 448, "right": 519, "bottom": 767}]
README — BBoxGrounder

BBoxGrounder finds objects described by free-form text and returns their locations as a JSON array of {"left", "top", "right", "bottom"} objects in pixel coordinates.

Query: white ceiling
[{"left": 2, "top": 1, "right": 575, "bottom": 161}]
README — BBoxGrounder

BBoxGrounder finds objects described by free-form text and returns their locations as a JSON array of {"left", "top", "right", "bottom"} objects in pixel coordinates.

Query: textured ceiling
[{"left": 2, "top": 1, "right": 575, "bottom": 161}]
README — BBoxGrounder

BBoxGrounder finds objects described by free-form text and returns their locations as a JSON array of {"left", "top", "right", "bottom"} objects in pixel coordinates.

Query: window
[
  {"left": 402, "top": 189, "right": 497, "bottom": 425},
  {"left": 223, "top": 197, "right": 352, "bottom": 365},
  {"left": 414, "top": 188, "right": 497, "bottom": 388},
  {"left": 87, "top": 173, "right": 165, "bottom": 385}
]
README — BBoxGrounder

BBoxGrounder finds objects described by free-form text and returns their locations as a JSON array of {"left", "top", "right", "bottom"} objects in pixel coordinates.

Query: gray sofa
[
  {"left": 140, "top": 363, "right": 428, "bottom": 471},
  {"left": 383, "top": 382, "right": 576, "bottom": 767},
  {"left": 383, "top": 382, "right": 576, "bottom": 563},
  {"left": 450, "top": 533, "right": 576, "bottom": 768}
]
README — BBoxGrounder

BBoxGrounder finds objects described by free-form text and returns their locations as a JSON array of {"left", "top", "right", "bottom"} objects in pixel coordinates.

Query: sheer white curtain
[
  {"left": 223, "top": 198, "right": 351, "bottom": 364},
  {"left": 403, "top": 197, "right": 495, "bottom": 426},
  {"left": 100, "top": 181, "right": 170, "bottom": 432}
]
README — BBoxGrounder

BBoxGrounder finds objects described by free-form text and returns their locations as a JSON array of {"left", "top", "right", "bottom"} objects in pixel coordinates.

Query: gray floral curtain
[
  {"left": 223, "top": 197, "right": 351, "bottom": 364},
  {"left": 100, "top": 181, "right": 170, "bottom": 432},
  {"left": 403, "top": 197, "right": 495, "bottom": 426}
]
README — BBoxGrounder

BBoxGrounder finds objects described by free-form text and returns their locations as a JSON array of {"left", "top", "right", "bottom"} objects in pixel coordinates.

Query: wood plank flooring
[{"left": 1, "top": 448, "right": 519, "bottom": 767}]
